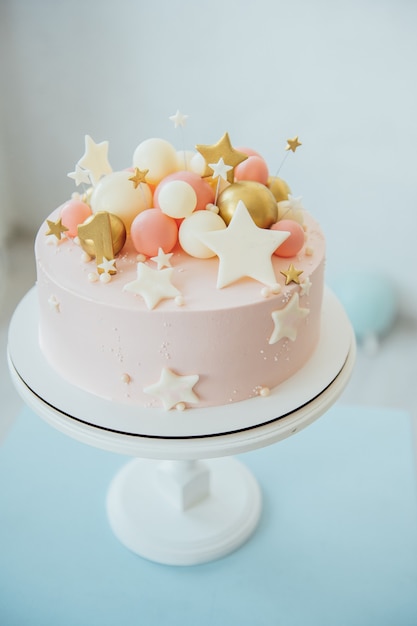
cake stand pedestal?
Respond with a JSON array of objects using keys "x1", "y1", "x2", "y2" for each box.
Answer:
[{"x1": 7, "y1": 288, "x2": 355, "y2": 565}]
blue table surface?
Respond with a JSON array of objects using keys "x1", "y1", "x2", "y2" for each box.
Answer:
[{"x1": 0, "y1": 404, "x2": 416, "y2": 626}]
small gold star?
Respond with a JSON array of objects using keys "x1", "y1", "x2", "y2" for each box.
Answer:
[
  {"x1": 196, "y1": 132, "x2": 248, "y2": 184},
  {"x1": 280, "y1": 263, "x2": 304, "y2": 285},
  {"x1": 45, "y1": 218, "x2": 68, "y2": 240},
  {"x1": 129, "y1": 167, "x2": 149, "y2": 188},
  {"x1": 285, "y1": 136, "x2": 302, "y2": 153}
]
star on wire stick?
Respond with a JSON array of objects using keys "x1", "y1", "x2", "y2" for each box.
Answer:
[
  {"x1": 196, "y1": 132, "x2": 247, "y2": 184},
  {"x1": 275, "y1": 135, "x2": 302, "y2": 176},
  {"x1": 169, "y1": 110, "x2": 189, "y2": 128},
  {"x1": 67, "y1": 164, "x2": 91, "y2": 187},
  {"x1": 129, "y1": 167, "x2": 149, "y2": 189},
  {"x1": 209, "y1": 157, "x2": 233, "y2": 204},
  {"x1": 169, "y1": 109, "x2": 189, "y2": 169},
  {"x1": 286, "y1": 136, "x2": 302, "y2": 152},
  {"x1": 77, "y1": 135, "x2": 112, "y2": 186},
  {"x1": 45, "y1": 218, "x2": 68, "y2": 240}
]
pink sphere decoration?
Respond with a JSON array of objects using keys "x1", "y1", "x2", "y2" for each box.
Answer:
[
  {"x1": 271, "y1": 220, "x2": 305, "y2": 257},
  {"x1": 60, "y1": 199, "x2": 92, "y2": 237},
  {"x1": 154, "y1": 171, "x2": 215, "y2": 213},
  {"x1": 234, "y1": 147, "x2": 269, "y2": 185},
  {"x1": 130, "y1": 208, "x2": 178, "y2": 257}
]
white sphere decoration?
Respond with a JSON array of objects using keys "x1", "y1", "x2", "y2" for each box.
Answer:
[
  {"x1": 179, "y1": 211, "x2": 226, "y2": 258},
  {"x1": 158, "y1": 180, "x2": 197, "y2": 219},
  {"x1": 90, "y1": 170, "x2": 152, "y2": 231},
  {"x1": 176, "y1": 150, "x2": 195, "y2": 170},
  {"x1": 133, "y1": 138, "x2": 178, "y2": 184},
  {"x1": 189, "y1": 152, "x2": 206, "y2": 176}
]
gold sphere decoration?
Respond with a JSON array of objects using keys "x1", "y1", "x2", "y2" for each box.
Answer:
[
  {"x1": 218, "y1": 181, "x2": 278, "y2": 228},
  {"x1": 267, "y1": 176, "x2": 291, "y2": 203},
  {"x1": 78, "y1": 211, "x2": 126, "y2": 259}
]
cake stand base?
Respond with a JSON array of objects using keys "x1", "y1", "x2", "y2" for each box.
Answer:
[{"x1": 106, "y1": 457, "x2": 261, "y2": 565}]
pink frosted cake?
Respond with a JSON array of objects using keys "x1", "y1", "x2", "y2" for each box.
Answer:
[{"x1": 35, "y1": 130, "x2": 325, "y2": 411}]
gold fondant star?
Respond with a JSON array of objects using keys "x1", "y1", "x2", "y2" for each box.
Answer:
[
  {"x1": 45, "y1": 218, "x2": 68, "y2": 240},
  {"x1": 280, "y1": 263, "x2": 303, "y2": 285},
  {"x1": 129, "y1": 167, "x2": 149, "y2": 188},
  {"x1": 196, "y1": 132, "x2": 248, "y2": 184},
  {"x1": 285, "y1": 136, "x2": 302, "y2": 152}
]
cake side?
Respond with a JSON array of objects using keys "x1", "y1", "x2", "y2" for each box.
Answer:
[{"x1": 35, "y1": 211, "x2": 325, "y2": 409}]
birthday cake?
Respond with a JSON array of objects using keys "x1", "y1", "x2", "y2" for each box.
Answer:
[{"x1": 35, "y1": 122, "x2": 325, "y2": 411}]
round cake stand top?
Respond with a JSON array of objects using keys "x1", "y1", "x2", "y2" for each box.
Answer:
[{"x1": 8, "y1": 288, "x2": 355, "y2": 460}]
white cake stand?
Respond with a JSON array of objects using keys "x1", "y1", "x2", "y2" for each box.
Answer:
[{"x1": 7, "y1": 288, "x2": 355, "y2": 566}]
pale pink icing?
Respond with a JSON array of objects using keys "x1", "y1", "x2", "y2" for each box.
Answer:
[{"x1": 35, "y1": 210, "x2": 325, "y2": 409}]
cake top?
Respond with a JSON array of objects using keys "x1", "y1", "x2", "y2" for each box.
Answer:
[{"x1": 40, "y1": 115, "x2": 320, "y2": 311}]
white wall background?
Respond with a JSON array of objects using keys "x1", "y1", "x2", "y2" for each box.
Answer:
[{"x1": 1, "y1": 0, "x2": 417, "y2": 313}]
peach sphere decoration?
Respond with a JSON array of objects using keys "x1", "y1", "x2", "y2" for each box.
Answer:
[
  {"x1": 60, "y1": 199, "x2": 92, "y2": 237},
  {"x1": 271, "y1": 219, "x2": 305, "y2": 257},
  {"x1": 234, "y1": 147, "x2": 269, "y2": 185},
  {"x1": 130, "y1": 208, "x2": 178, "y2": 257}
]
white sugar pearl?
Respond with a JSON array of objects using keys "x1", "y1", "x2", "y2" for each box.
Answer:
[{"x1": 99, "y1": 272, "x2": 111, "y2": 284}]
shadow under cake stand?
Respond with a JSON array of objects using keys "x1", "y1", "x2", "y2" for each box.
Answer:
[{"x1": 8, "y1": 288, "x2": 355, "y2": 566}]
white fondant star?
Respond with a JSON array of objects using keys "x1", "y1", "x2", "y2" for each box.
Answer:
[
  {"x1": 199, "y1": 201, "x2": 290, "y2": 288},
  {"x1": 97, "y1": 257, "x2": 116, "y2": 274},
  {"x1": 269, "y1": 292, "x2": 310, "y2": 344},
  {"x1": 67, "y1": 164, "x2": 91, "y2": 187},
  {"x1": 208, "y1": 157, "x2": 233, "y2": 181},
  {"x1": 123, "y1": 262, "x2": 181, "y2": 309},
  {"x1": 169, "y1": 110, "x2": 189, "y2": 128},
  {"x1": 299, "y1": 277, "x2": 312, "y2": 296},
  {"x1": 77, "y1": 135, "x2": 112, "y2": 186},
  {"x1": 151, "y1": 247, "x2": 173, "y2": 270},
  {"x1": 144, "y1": 367, "x2": 199, "y2": 410},
  {"x1": 48, "y1": 295, "x2": 60, "y2": 312}
]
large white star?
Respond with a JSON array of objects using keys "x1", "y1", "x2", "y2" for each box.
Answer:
[
  {"x1": 198, "y1": 201, "x2": 290, "y2": 288},
  {"x1": 269, "y1": 292, "x2": 310, "y2": 344},
  {"x1": 123, "y1": 262, "x2": 180, "y2": 309},
  {"x1": 144, "y1": 367, "x2": 199, "y2": 410},
  {"x1": 77, "y1": 135, "x2": 112, "y2": 186}
]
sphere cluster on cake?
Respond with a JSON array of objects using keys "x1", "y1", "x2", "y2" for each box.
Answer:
[{"x1": 35, "y1": 116, "x2": 325, "y2": 412}]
